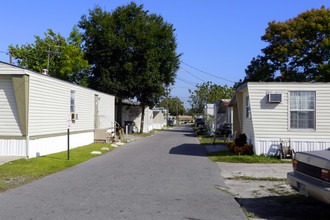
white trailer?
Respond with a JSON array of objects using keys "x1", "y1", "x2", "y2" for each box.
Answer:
[{"x1": 0, "y1": 62, "x2": 115, "y2": 158}]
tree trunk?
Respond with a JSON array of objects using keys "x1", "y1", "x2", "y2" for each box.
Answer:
[
  {"x1": 140, "y1": 104, "x2": 145, "y2": 133},
  {"x1": 116, "y1": 99, "x2": 123, "y2": 127}
]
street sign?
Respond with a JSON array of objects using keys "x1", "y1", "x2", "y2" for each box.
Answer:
[{"x1": 67, "y1": 115, "x2": 71, "y2": 129}]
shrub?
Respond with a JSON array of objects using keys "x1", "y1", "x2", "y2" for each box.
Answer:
[
  {"x1": 227, "y1": 142, "x2": 254, "y2": 155},
  {"x1": 234, "y1": 133, "x2": 247, "y2": 147}
]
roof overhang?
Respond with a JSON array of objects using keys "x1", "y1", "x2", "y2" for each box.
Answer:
[{"x1": 228, "y1": 83, "x2": 247, "y2": 107}]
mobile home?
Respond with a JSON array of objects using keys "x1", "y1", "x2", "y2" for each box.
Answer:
[
  {"x1": 0, "y1": 62, "x2": 115, "y2": 158},
  {"x1": 229, "y1": 82, "x2": 330, "y2": 155},
  {"x1": 120, "y1": 101, "x2": 153, "y2": 133},
  {"x1": 214, "y1": 99, "x2": 232, "y2": 132}
]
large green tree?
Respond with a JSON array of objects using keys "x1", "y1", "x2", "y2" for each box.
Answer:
[
  {"x1": 239, "y1": 6, "x2": 329, "y2": 85},
  {"x1": 159, "y1": 97, "x2": 186, "y2": 116},
  {"x1": 79, "y1": 3, "x2": 181, "y2": 132},
  {"x1": 188, "y1": 81, "x2": 235, "y2": 114},
  {"x1": 8, "y1": 27, "x2": 90, "y2": 86}
]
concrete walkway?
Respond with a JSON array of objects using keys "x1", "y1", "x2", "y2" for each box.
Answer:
[
  {"x1": 217, "y1": 162, "x2": 292, "y2": 179},
  {"x1": 0, "y1": 156, "x2": 25, "y2": 166}
]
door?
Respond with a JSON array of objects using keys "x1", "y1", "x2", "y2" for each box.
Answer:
[{"x1": 94, "y1": 95, "x2": 99, "y2": 129}]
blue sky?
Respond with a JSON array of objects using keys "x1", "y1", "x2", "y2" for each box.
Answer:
[{"x1": 0, "y1": 0, "x2": 327, "y2": 108}]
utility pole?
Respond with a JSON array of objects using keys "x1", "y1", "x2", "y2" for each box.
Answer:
[
  {"x1": 47, "y1": 45, "x2": 50, "y2": 73},
  {"x1": 176, "y1": 97, "x2": 178, "y2": 124}
]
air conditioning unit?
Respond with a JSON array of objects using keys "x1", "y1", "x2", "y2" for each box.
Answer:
[{"x1": 268, "y1": 93, "x2": 282, "y2": 103}]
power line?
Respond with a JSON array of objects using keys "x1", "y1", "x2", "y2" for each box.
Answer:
[
  {"x1": 176, "y1": 77, "x2": 196, "y2": 85},
  {"x1": 180, "y1": 67, "x2": 205, "y2": 82},
  {"x1": 173, "y1": 85, "x2": 194, "y2": 89},
  {"x1": 181, "y1": 61, "x2": 235, "y2": 83}
]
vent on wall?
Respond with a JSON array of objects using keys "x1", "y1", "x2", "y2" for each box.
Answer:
[
  {"x1": 71, "y1": 112, "x2": 77, "y2": 120},
  {"x1": 268, "y1": 93, "x2": 282, "y2": 103}
]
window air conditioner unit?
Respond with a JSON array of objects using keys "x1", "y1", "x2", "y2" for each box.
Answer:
[{"x1": 268, "y1": 93, "x2": 282, "y2": 103}]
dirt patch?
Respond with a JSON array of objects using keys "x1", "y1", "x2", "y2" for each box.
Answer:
[{"x1": 221, "y1": 178, "x2": 330, "y2": 219}]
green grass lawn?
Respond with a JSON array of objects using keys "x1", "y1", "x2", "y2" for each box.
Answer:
[
  {"x1": 129, "y1": 133, "x2": 152, "y2": 137},
  {"x1": 207, "y1": 150, "x2": 292, "y2": 163},
  {"x1": 198, "y1": 137, "x2": 228, "y2": 145},
  {"x1": 151, "y1": 128, "x2": 165, "y2": 132},
  {"x1": 197, "y1": 135, "x2": 290, "y2": 163},
  {"x1": 0, "y1": 143, "x2": 114, "y2": 193}
]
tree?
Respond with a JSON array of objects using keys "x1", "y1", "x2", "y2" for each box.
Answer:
[
  {"x1": 79, "y1": 3, "x2": 181, "y2": 132},
  {"x1": 8, "y1": 27, "x2": 90, "y2": 86},
  {"x1": 188, "y1": 81, "x2": 235, "y2": 114},
  {"x1": 244, "y1": 55, "x2": 277, "y2": 82},
  {"x1": 238, "y1": 6, "x2": 329, "y2": 85},
  {"x1": 159, "y1": 97, "x2": 186, "y2": 116}
]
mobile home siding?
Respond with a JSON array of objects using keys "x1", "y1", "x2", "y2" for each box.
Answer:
[
  {"x1": 249, "y1": 83, "x2": 330, "y2": 139},
  {"x1": 0, "y1": 63, "x2": 25, "y2": 74},
  {"x1": 246, "y1": 82, "x2": 330, "y2": 155},
  {"x1": 28, "y1": 73, "x2": 72, "y2": 136},
  {"x1": 0, "y1": 77, "x2": 21, "y2": 136},
  {"x1": 97, "y1": 93, "x2": 115, "y2": 129}
]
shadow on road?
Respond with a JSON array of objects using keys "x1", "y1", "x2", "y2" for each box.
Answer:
[
  {"x1": 169, "y1": 144, "x2": 206, "y2": 157},
  {"x1": 183, "y1": 133, "x2": 196, "y2": 137},
  {"x1": 165, "y1": 128, "x2": 192, "y2": 133},
  {"x1": 236, "y1": 195, "x2": 330, "y2": 219}
]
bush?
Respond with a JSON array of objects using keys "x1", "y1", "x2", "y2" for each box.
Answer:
[
  {"x1": 227, "y1": 142, "x2": 254, "y2": 155},
  {"x1": 234, "y1": 133, "x2": 247, "y2": 147}
]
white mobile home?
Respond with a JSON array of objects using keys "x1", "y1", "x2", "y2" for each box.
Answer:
[
  {"x1": 214, "y1": 99, "x2": 232, "y2": 131},
  {"x1": 152, "y1": 108, "x2": 166, "y2": 129},
  {"x1": 0, "y1": 62, "x2": 115, "y2": 158},
  {"x1": 121, "y1": 101, "x2": 153, "y2": 133},
  {"x1": 204, "y1": 104, "x2": 214, "y2": 117},
  {"x1": 229, "y1": 82, "x2": 330, "y2": 155}
]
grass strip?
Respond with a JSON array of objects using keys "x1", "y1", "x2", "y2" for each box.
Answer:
[
  {"x1": 0, "y1": 143, "x2": 114, "y2": 193},
  {"x1": 151, "y1": 128, "x2": 165, "y2": 132},
  {"x1": 225, "y1": 176, "x2": 287, "y2": 181},
  {"x1": 215, "y1": 186, "x2": 238, "y2": 197},
  {"x1": 198, "y1": 138, "x2": 228, "y2": 145},
  {"x1": 207, "y1": 150, "x2": 291, "y2": 163},
  {"x1": 129, "y1": 133, "x2": 152, "y2": 137}
]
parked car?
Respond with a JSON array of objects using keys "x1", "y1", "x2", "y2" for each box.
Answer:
[
  {"x1": 167, "y1": 120, "x2": 174, "y2": 126},
  {"x1": 194, "y1": 118, "x2": 205, "y2": 127},
  {"x1": 287, "y1": 149, "x2": 330, "y2": 204}
]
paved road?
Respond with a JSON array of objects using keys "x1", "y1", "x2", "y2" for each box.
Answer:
[{"x1": 0, "y1": 125, "x2": 246, "y2": 220}]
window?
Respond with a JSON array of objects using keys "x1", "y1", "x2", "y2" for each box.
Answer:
[
  {"x1": 246, "y1": 96, "x2": 251, "y2": 118},
  {"x1": 290, "y1": 91, "x2": 315, "y2": 129},
  {"x1": 70, "y1": 90, "x2": 75, "y2": 113}
]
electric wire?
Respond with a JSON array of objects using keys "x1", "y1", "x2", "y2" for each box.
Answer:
[
  {"x1": 181, "y1": 61, "x2": 235, "y2": 83},
  {"x1": 176, "y1": 77, "x2": 196, "y2": 85},
  {"x1": 179, "y1": 67, "x2": 205, "y2": 82}
]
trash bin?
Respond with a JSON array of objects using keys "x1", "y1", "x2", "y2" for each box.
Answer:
[{"x1": 125, "y1": 121, "x2": 134, "y2": 134}]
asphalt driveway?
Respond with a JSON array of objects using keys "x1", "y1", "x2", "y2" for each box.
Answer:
[{"x1": 0, "y1": 125, "x2": 246, "y2": 220}]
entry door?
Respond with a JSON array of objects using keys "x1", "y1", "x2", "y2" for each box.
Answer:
[{"x1": 94, "y1": 95, "x2": 99, "y2": 129}]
